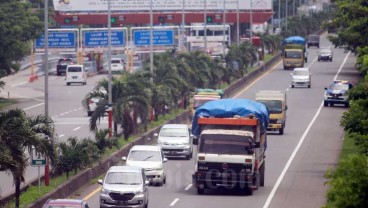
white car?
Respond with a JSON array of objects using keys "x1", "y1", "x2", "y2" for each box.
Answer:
[
  {"x1": 290, "y1": 67, "x2": 311, "y2": 88},
  {"x1": 122, "y1": 145, "x2": 167, "y2": 186},
  {"x1": 85, "y1": 88, "x2": 107, "y2": 116},
  {"x1": 110, "y1": 58, "x2": 125, "y2": 73},
  {"x1": 65, "y1": 65, "x2": 87, "y2": 86},
  {"x1": 154, "y1": 124, "x2": 193, "y2": 160}
]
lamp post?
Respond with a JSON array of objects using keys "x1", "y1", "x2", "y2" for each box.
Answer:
[
  {"x1": 285, "y1": 0, "x2": 288, "y2": 31},
  {"x1": 250, "y1": 0, "x2": 253, "y2": 46},
  {"x1": 182, "y1": 0, "x2": 185, "y2": 51},
  {"x1": 278, "y1": 0, "x2": 281, "y2": 30},
  {"x1": 236, "y1": 0, "x2": 240, "y2": 46},
  {"x1": 204, "y1": 0, "x2": 207, "y2": 53},
  {"x1": 222, "y1": 0, "x2": 226, "y2": 56},
  {"x1": 44, "y1": 0, "x2": 50, "y2": 186},
  {"x1": 107, "y1": 0, "x2": 113, "y2": 143},
  {"x1": 150, "y1": 0, "x2": 153, "y2": 82}
]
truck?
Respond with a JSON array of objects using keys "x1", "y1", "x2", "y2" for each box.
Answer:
[
  {"x1": 255, "y1": 91, "x2": 287, "y2": 135},
  {"x1": 282, "y1": 36, "x2": 308, "y2": 70},
  {"x1": 191, "y1": 98, "x2": 269, "y2": 195},
  {"x1": 189, "y1": 89, "x2": 225, "y2": 120}
]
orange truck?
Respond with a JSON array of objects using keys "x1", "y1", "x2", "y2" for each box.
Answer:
[{"x1": 191, "y1": 98, "x2": 268, "y2": 195}]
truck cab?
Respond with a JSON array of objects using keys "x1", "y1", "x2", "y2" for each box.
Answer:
[
  {"x1": 255, "y1": 91, "x2": 287, "y2": 135},
  {"x1": 282, "y1": 36, "x2": 307, "y2": 70}
]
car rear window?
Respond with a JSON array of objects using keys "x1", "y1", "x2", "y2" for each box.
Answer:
[
  {"x1": 58, "y1": 60, "x2": 73, "y2": 65},
  {"x1": 111, "y1": 59, "x2": 121, "y2": 64},
  {"x1": 308, "y1": 35, "x2": 319, "y2": 41},
  {"x1": 67, "y1": 67, "x2": 82, "y2": 72}
]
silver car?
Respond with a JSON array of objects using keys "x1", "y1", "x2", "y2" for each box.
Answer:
[
  {"x1": 155, "y1": 124, "x2": 193, "y2": 160},
  {"x1": 290, "y1": 67, "x2": 312, "y2": 88},
  {"x1": 98, "y1": 166, "x2": 149, "y2": 208}
]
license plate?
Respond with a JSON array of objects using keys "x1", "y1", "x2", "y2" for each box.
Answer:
[
  {"x1": 72, "y1": 76, "x2": 77, "y2": 79},
  {"x1": 119, "y1": 201, "x2": 128, "y2": 205}
]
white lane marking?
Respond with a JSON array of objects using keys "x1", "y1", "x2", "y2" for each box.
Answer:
[
  {"x1": 73, "y1": 127, "x2": 81, "y2": 131},
  {"x1": 11, "y1": 82, "x2": 27, "y2": 87},
  {"x1": 59, "y1": 134, "x2": 65, "y2": 138},
  {"x1": 262, "y1": 51, "x2": 351, "y2": 208},
  {"x1": 184, "y1": 184, "x2": 192, "y2": 191},
  {"x1": 170, "y1": 198, "x2": 179, "y2": 206},
  {"x1": 23, "y1": 103, "x2": 44, "y2": 111}
]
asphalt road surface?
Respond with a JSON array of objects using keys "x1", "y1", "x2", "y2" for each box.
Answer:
[
  {"x1": 71, "y1": 33, "x2": 358, "y2": 208},
  {"x1": 0, "y1": 32, "x2": 359, "y2": 208}
]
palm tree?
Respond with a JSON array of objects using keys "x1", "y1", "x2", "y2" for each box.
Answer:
[{"x1": 0, "y1": 108, "x2": 57, "y2": 208}]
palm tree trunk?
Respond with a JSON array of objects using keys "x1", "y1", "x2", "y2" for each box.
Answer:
[{"x1": 15, "y1": 178, "x2": 21, "y2": 208}]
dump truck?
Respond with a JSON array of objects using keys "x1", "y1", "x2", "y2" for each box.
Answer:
[
  {"x1": 255, "y1": 91, "x2": 287, "y2": 135},
  {"x1": 191, "y1": 98, "x2": 269, "y2": 195},
  {"x1": 282, "y1": 36, "x2": 308, "y2": 70}
]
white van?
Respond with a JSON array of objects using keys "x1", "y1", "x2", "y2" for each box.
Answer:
[{"x1": 65, "y1": 64, "x2": 87, "y2": 86}]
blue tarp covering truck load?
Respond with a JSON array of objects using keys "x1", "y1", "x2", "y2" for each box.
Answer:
[{"x1": 191, "y1": 98, "x2": 269, "y2": 195}]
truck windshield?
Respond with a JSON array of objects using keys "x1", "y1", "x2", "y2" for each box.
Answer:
[
  {"x1": 285, "y1": 51, "x2": 302, "y2": 59},
  {"x1": 258, "y1": 100, "x2": 282, "y2": 114},
  {"x1": 199, "y1": 134, "x2": 253, "y2": 155}
]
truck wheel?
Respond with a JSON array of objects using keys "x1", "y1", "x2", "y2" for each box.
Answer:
[
  {"x1": 245, "y1": 187, "x2": 253, "y2": 195},
  {"x1": 260, "y1": 161, "x2": 265, "y2": 187},
  {"x1": 197, "y1": 187, "x2": 204, "y2": 195},
  {"x1": 253, "y1": 173, "x2": 260, "y2": 190},
  {"x1": 279, "y1": 128, "x2": 284, "y2": 135},
  {"x1": 345, "y1": 103, "x2": 349, "y2": 108}
]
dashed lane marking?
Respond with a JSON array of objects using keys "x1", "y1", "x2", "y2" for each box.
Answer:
[
  {"x1": 184, "y1": 184, "x2": 192, "y2": 191},
  {"x1": 170, "y1": 198, "x2": 179, "y2": 206}
]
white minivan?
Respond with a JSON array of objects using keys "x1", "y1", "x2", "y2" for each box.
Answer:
[{"x1": 66, "y1": 64, "x2": 87, "y2": 86}]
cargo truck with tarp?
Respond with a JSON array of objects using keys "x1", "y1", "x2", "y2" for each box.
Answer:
[
  {"x1": 191, "y1": 99, "x2": 269, "y2": 195},
  {"x1": 282, "y1": 36, "x2": 308, "y2": 70}
]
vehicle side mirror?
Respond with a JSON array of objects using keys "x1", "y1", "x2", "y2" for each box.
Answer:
[
  {"x1": 193, "y1": 136, "x2": 198, "y2": 145},
  {"x1": 97, "y1": 179, "x2": 103, "y2": 185},
  {"x1": 145, "y1": 180, "x2": 150, "y2": 186},
  {"x1": 163, "y1": 158, "x2": 168, "y2": 163},
  {"x1": 253, "y1": 142, "x2": 260, "y2": 148},
  {"x1": 324, "y1": 87, "x2": 327, "y2": 90},
  {"x1": 122, "y1": 156, "x2": 127, "y2": 161},
  {"x1": 154, "y1": 133, "x2": 158, "y2": 137}
]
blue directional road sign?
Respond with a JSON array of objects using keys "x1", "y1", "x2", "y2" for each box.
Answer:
[
  {"x1": 134, "y1": 30, "x2": 174, "y2": 46},
  {"x1": 84, "y1": 31, "x2": 125, "y2": 47},
  {"x1": 35, "y1": 32, "x2": 76, "y2": 48}
]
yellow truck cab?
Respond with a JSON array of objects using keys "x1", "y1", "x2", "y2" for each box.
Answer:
[
  {"x1": 189, "y1": 89, "x2": 224, "y2": 120},
  {"x1": 255, "y1": 90, "x2": 287, "y2": 135},
  {"x1": 282, "y1": 36, "x2": 307, "y2": 70}
]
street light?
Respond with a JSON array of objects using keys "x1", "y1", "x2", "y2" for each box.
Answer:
[
  {"x1": 236, "y1": 0, "x2": 240, "y2": 46},
  {"x1": 285, "y1": 0, "x2": 288, "y2": 31},
  {"x1": 222, "y1": 0, "x2": 226, "y2": 56},
  {"x1": 204, "y1": 0, "x2": 207, "y2": 53},
  {"x1": 182, "y1": 0, "x2": 185, "y2": 51},
  {"x1": 150, "y1": 0, "x2": 153, "y2": 82},
  {"x1": 44, "y1": 0, "x2": 50, "y2": 186},
  {"x1": 278, "y1": 0, "x2": 281, "y2": 30},
  {"x1": 250, "y1": 0, "x2": 253, "y2": 46},
  {"x1": 107, "y1": 0, "x2": 113, "y2": 144}
]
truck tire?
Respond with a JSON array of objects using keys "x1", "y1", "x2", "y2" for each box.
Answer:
[
  {"x1": 253, "y1": 172, "x2": 260, "y2": 190},
  {"x1": 279, "y1": 128, "x2": 284, "y2": 135},
  {"x1": 197, "y1": 187, "x2": 204, "y2": 195},
  {"x1": 260, "y1": 161, "x2": 265, "y2": 187}
]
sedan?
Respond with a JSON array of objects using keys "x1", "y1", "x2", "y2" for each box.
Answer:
[
  {"x1": 290, "y1": 67, "x2": 312, "y2": 88},
  {"x1": 318, "y1": 48, "x2": 333, "y2": 62}
]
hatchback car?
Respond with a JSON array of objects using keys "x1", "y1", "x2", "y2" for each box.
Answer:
[
  {"x1": 324, "y1": 80, "x2": 353, "y2": 107},
  {"x1": 290, "y1": 67, "x2": 312, "y2": 88},
  {"x1": 154, "y1": 124, "x2": 193, "y2": 160},
  {"x1": 318, "y1": 48, "x2": 333, "y2": 62},
  {"x1": 98, "y1": 166, "x2": 149, "y2": 208},
  {"x1": 122, "y1": 145, "x2": 167, "y2": 186},
  {"x1": 42, "y1": 199, "x2": 90, "y2": 208}
]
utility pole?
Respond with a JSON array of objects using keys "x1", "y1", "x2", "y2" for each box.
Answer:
[
  {"x1": 182, "y1": 0, "x2": 185, "y2": 51},
  {"x1": 44, "y1": 0, "x2": 50, "y2": 186},
  {"x1": 222, "y1": 0, "x2": 226, "y2": 56},
  {"x1": 250, "y1": 0, "x2": 253, "y2": 45},
  {"x1": 236, "y1": 0, "x2": 240, "y2": 46},
  {"x1": 150, "y1": 0, "x2": 153, "y2": 82},
  {"x1": 286, "y1": 0, "x2": 288, "y2": 31},
  {"x1": 204, "y1": 0, "x2": 207, "y2": 53}
]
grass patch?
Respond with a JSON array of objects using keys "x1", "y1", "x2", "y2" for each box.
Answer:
[
  {"x1": 0, "y1": 97, "x2": 16, "y2": 110},
  {"x1": 339, "y1": 133, "x2": 359, "y2": 161}
]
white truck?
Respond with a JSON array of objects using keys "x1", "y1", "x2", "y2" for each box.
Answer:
[
  {"x1": 255, "y1": 91, "x2": 287, "y2": 135},
  {"x1": 191, "y1": 99, "x2": 269, "y2": 195}
]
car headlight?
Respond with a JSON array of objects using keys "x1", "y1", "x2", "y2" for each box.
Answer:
[{"x1": 101, "y1": 187, "x2": 111, "y2": 194}]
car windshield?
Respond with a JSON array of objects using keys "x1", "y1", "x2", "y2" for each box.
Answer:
[
  {"x1": 320, "y1": 49, "x2": 331, "y2": 54},
  {"x1": 128, "y1": 150, "x2": 161, "y2": 161},
  {"x1": 329, "y1": 84, "x2": 349, "y2": 91},
  {"x1": 134, "y1": 62, "x2": 142, "y2": 67},
  {"x1": 285, "y1": 51, "x2": 302, "y2": 59},
  {"x1": 67, "y1": 67, "x2": 82, "y2": 72},
  {"x1": 105, "y1": 172, "x2": 142, "y2": 185},
  {"x1": 258, "y1": 100, "x2": 282, "y2": 114},
  {"x1": 293, "y1": 70, "x2": 309, "y2": 76},
  {"x1": 199, "y1": 134, "x2": 253, "y2": 155},
  {"x1": 160, "y1": 128, "x2": 188, "y2": 137},
  {"x1": 111, "y1": 59, "x2": 121, "y2": 64}
]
